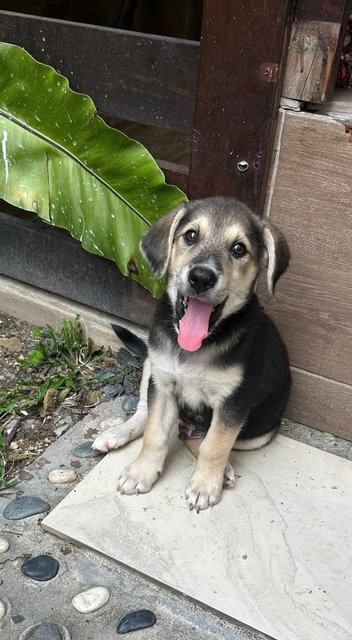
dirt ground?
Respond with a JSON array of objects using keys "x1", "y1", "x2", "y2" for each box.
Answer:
[{"x1": 0, "y1": 312, "x2": 142, "y2": 483}]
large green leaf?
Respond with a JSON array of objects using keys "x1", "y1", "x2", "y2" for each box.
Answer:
[{"x1": 0, "y1": 42, "x2": 187, "y2": 297}]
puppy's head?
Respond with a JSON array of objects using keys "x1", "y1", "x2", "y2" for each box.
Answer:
[{"x1": 141, "y1": 197, "x2": 289, "y2": 351}]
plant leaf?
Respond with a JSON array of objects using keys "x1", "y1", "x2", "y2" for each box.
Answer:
[{"x1": 0, "y1": 42, "x2": 188, "y2": 297}]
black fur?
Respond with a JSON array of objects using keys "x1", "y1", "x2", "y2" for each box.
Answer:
[
  {"x1": 111, "y1": 324, "x2": 148, "y2": 359},
  {"x1": 149, "y1": 292, "x2": 290, "y2": 442}
]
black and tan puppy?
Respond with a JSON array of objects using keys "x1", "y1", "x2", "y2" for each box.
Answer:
[{"x1": 93, "y1": 197, "x2": 291, "y2": 511}]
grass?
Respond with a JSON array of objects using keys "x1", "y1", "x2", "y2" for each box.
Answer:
[{"x1": 0, "y1": 315, "x2": 108, "y2": 490}]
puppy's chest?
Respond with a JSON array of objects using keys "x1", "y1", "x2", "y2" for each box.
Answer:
[{"x1": 150, "y1": 348, "x2": 242, "y2": 408}]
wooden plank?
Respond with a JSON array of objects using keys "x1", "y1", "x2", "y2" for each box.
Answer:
[
  {"x1": 260, "y1": 110, "x2": 352, "y2": 386},
  {"x1": 286, "y1": 368, "x2": 352, "y2": 441},
  {"x1": 0, "y1": 210, "x2": 156, "y2": 326},
  {"x1": 282, "y1": 0, "x2": 351, "y2": 103},
  {"x1": 309, "y1": 87, "x2": 352, "y2": 117},
  {"x1": 158, "y1": 160, "x2": 189, "y2": 193},
  {"x1": 0, "y1": 10, "x2": 199, "y2": 133},
  {"x1": 188, "y1": 0, "x2": 294, "y2": 213}
]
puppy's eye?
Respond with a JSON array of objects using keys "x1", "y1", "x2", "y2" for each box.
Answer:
[
  {"x1": 231, "y1": 242, "x2": 247, "y2": 258},
  {"x1": 184, "y1": 229, "x2": 198, "y2": 245}
]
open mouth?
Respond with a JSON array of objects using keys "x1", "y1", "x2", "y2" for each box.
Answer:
[{"x1": 176, "y1": 295, "x2": 227, "y2": 352}]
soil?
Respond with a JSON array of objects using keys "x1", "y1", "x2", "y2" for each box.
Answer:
[{"x1": 0, "y1": 312, "x2": 142, "y2": 483}]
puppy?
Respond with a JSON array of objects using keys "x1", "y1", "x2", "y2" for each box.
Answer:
[{"x1": 93, "y1": 197, "x2": 291, "y2": 512}]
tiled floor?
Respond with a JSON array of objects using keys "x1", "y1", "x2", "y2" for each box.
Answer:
[{"x1": 42, "y1": 434, "x2": 352, "y2": 640}]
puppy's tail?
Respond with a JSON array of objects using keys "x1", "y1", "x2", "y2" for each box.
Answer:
[{"x1": 111, "y1": 324, "x2": 148, "y2": 360}]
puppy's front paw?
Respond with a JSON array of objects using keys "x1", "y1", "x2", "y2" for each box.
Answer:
[
  {"x1": 185, "y1": 473, "x2": 224, "y2": 512},
  {"x1": 117, "y1": 458, "x2": 161, "y2": 495},
  {"x1": 92, "y1": 417, "x2": 128, "y2": 452}
]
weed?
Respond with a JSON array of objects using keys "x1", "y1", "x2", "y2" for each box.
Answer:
[{"x1": 0, "y1": 315, "x2": 107, "y2": 489}]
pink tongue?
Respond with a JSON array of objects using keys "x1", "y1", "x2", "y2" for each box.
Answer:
[{"x1": 178, "y1": 298, "x2": 213, "y2": 352}]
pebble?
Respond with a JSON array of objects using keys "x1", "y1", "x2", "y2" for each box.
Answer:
[
  {"x1": 0, "y1": 537, "x2": 10, "y2": 553},
  {"x1": 117, "y1": 609, "x2": 157, "y2": 634},
  {"x1": 27, "y1": 623, "x2": 63, "y2": 640},
  {"x1": 0, "y1": 601, "x2": 6, "y2": 619},
  {"x1": 85, "y1": 389, "x2": 101, "y2": 407},
  {"x1": 48, "y1": 468, "x2": 77, "y2": 484},
  {"x1": 116, "y1": 348, "x2": 141, "y2": 367},
  {"x1": 95, "y1": 368, "x2": 123, "y2": 384},
  {"x1": 71, "y1": 586, "x2": 110, "y2": 613},
  {"x1": 72, "y1": 441, "x2": 102, "y2": 458},
  {"x1": 3, "y1": 496, "x2": 50, "y2": 520},
  {"x1": 21, "y1": 554, "x2": 59, "y2": 581},
  {"x1": 121, "y1": 395, "x2": 139, "y2": 414},
  {"x1": 101, "y1": 384, "x2": 124, "y2": 402},
  {"x1": 0, "y1": 336, "x2": 21, "y2": 352}
]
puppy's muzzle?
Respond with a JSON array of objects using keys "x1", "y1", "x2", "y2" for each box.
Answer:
[{"x1": 188, "y1": 266, "x2": 218, "y2": 295}]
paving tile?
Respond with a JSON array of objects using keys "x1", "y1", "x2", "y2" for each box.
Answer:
[{"x1": 42, "y1": 435, "x2": 352, "y2": 640}]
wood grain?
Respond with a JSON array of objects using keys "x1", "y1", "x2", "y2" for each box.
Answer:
[
  {"x1": 282, "y1": 0, "x2": 350, "y2": 103},
  {"x1": 188, "y1": 0, "x2": 294, "y2": 213},
  {"x1": 287, "y1": 368, "x2": 352, "y2": 440},
  {"x1": 261, "y1": 105, "x2": 352, "y2": 434},
  {"x1": 0, "y1": 10, "x2": 199, "y2": 133},
  {"x1": 261, "y1": 110, "x2": 352, "y2": 390}
]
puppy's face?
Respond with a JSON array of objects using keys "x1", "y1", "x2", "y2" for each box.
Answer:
[{"x1": 141, "y1": 197, "x2": 289, "y2": 352}]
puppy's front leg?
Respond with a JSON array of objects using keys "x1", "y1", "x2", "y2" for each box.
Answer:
[
  {"x1": 185, "y1": 414, "x2": 241, "y2": 512},
  {"x1": 117, "y1": 387, "x2": 178, "y2": 495}
]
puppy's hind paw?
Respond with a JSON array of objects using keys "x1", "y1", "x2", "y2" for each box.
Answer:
[
  {"x1": 92, "y1": 418, "x2": 128, "y2": 453},
  {"x1": 223, "y1": 461, "x2": 236, "y2": 489}
]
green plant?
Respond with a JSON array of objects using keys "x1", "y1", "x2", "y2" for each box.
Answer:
[
  {"x1": 0, "y1": 315, "x2": 105, "y2": 429},
  {"x1": 0, "y1": 42, "x2": 187, "y2": 297},
  {"x1": 0, "y1": 432, "x2": 14, "y2": 490},
  {"x1": 0, "y1": 315, "x2": 111, "y2": 489}
]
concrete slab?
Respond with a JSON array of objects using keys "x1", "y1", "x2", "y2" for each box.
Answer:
[
  {"x1": 0, "y1": 399, "x2": 266, "y2": 640},
  {"x1": 42, "y1": 434, "x2": 352, "y2": 640},
  {"x1": 0, "y1": 274, "x2": 148, "y2": 349}
]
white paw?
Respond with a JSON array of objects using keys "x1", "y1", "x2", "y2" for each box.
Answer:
[
  {"x1": 185, "y1": 474, "x2": 223, "y2": 512},
  {"x1": 117, "y1": 458, "x2": 161, "y2": 495},
  {"x1": 92, "y1": 417, "x2": 128, "y2": 452},
  {"x1": 223, "y1": 461, "x2": 236, "y2": 488}
]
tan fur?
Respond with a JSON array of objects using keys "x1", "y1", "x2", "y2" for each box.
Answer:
[
  {"x1": 185, "y1": 419, "x2": 241, "y2": 511},
  {"x1": 94, "y1": 198, "x2": 290, "y2": 512},
  {"x1": 117, "y1": 387, "x2": 178, "y2": 495}
]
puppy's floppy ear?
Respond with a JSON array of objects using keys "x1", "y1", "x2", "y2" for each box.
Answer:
[
  {"x1": 140, "y1": 204, "x2": 187, "y2": 278},
  {"x1": 262, "y1": 220, "x2": 290, "y2": 294}
]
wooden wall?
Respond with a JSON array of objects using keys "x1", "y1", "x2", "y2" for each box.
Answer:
[{"x1": 261, "y1": 109, "x2": 352, "y2": 440}]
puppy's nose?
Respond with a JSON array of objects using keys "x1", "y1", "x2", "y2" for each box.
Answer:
[{"x1": 188, "y1": 266, "x2": 217, "y2": 294}]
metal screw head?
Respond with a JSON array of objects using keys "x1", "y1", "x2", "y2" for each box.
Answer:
[{"x1": 236, "y1": 160, "x2": 249, "y2": 172}]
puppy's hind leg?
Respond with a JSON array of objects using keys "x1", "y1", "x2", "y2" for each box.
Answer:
[{"x1": 92, "y1": 358, "x2": 150, "y2": 453}]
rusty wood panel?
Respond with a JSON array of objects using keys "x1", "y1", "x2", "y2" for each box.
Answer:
[
  {"x1": 286, "y1": 368, "x2": 352, "y2": 440},
  {"x1": 0, "y1": 210, "x2": 156, "y2": 326},
  {"x1": 260, "y1": 110, "x2": 352, "y2": 386},
  {"x1": 188, "y1": 0, "x2": 294, "y2": 213},
  {"x1": 282, "y1": 0, "x2": 351, "y2": 103},
  {"x1": 0, "y1": 10, "x2": 199, "y2": 133}
]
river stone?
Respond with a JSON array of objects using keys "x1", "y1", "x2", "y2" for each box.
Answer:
[
  {"x1": 3, "y1": 496, "x2": 50, "y2": 520},
  {"x1": 117, "y1": 609, "x2": 157, "y2": 634},
  {"x1": 0, "y1": 537, "x2": 10, "y2": 553},
  {"x1": 101, "y1": 384, "x2": 124, "y2": 402},
  {"x1": 0, "y1": 601, "x2": 6, "y2": 619},
  {"x1": 116, "y1": 348, "x2": 141, "y2": 367},
  {"x1": 71, "y1": 586, "x2": 110, "y2": 613},
  {"x1": 21, "y1": 555, "x2": 59, "y2": 581},
  {"x1": 72, "y1": 441, "x2": 103, "y2": 459},
  {"x1": 27, "y1": 623, "x2": 63, "y2": 640},
  {"x1": 48, "y1": 468, "x2": 77, "y2": 484},
  {"x1": 121, "y1": 395, "x2": 139, "y2": 414}
]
